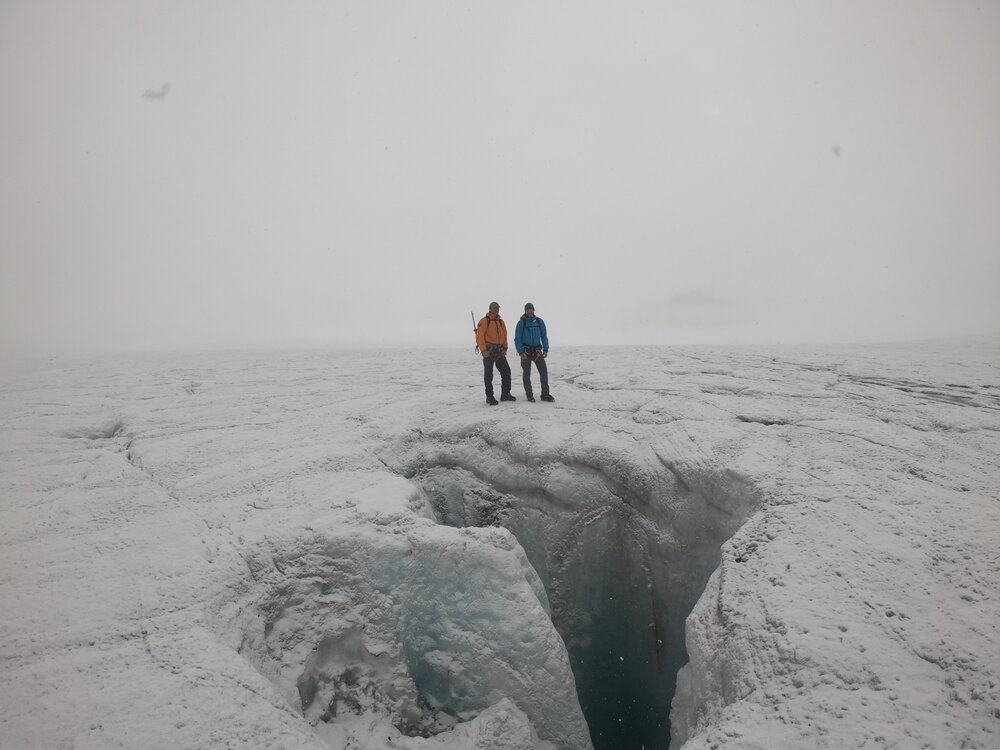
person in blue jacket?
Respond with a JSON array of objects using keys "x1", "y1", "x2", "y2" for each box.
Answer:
[{"x1": 515, "y1": 302, "x2": 554, "y2": 402}]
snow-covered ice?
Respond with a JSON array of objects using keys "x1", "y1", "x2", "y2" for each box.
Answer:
[{"x1": 1, "y1": 342, "x2": 999, "y2": 749}]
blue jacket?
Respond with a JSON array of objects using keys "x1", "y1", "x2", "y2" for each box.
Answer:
[{"x1": 515, "y1": 315, "x2": 548, "y2": 354}]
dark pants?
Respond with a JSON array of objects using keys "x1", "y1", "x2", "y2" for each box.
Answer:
[
  {"x1": 521, "y1": 348, "x2": 549, "y2": 396},
  {"x1": 483, "y1": 350, "x2": 512, "y2": 398}
]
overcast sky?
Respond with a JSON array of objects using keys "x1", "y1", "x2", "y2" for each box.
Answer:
[{"x1": 2, "y1": 1, "x2": 998, "y2": 356}]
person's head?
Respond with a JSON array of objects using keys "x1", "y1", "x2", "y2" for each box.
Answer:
[
  {"x1": 524, "y1": 302, "x2": 535, "y2": 317},
  {"x1": 489, "y1": 301, "x2": 500, "y2": 315}
]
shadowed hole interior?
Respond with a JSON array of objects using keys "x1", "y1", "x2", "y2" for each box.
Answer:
[{"x1": 408, "y1": 445, "x2": 760, "y2": 750}]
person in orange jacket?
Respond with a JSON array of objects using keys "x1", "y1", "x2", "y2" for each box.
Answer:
[{"x1": 476, "y1": 301, "x2": 515, "y2": 406}]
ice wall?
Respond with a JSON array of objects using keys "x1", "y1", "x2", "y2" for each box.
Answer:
[{"x1": 208, "y1": 500, "x2": 591, "y2": 750}]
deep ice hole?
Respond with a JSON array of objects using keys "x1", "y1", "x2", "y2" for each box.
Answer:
[
  {"x1": 404, "y1": 428, "x2": 762, "y2": 750},
  {"x1": 209, "y1": 426, "x2": 761, "y2": 750}
]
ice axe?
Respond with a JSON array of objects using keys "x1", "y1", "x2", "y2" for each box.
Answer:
[{"x1": 471, "y1": 311, "x2": 478, "y2": 354}]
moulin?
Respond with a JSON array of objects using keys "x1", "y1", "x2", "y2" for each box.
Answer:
[{"x1": 402, "y1": 425, "x2": 761, "y2": 750}]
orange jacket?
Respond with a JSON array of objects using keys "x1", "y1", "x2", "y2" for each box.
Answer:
[{"x1": 476, "y1": 312, "x2": 508, "y2": 353}]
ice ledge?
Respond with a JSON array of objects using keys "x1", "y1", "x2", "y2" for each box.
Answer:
[
  {"x1": 209, "y1": 516, "x2": 591, "y2": 750},
  {"x1": 672, "y1": 483, "x2": 1000, "y2": 749}
]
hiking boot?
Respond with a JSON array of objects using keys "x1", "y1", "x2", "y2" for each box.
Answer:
[
  {"x1": 525, "y1": 394, "x2": 536, "y2": 402},
  {"x1": 540, "y1": 394, "x2": 555, "y2": 402},
  {"x1": 486, "y1": 396, "x2": 499, "y2": 406},
  {"x1": 500, "y1": 393, "x2": 516, "y2": 402}
]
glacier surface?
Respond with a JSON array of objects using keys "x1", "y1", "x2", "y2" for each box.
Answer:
[{"x1": 1, "y1": 342, "x2": 999, "y2": 749}]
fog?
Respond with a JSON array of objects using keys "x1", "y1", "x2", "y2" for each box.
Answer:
[{"x1": 2, "y1": 1, "x2": 998, "y2": 356}]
